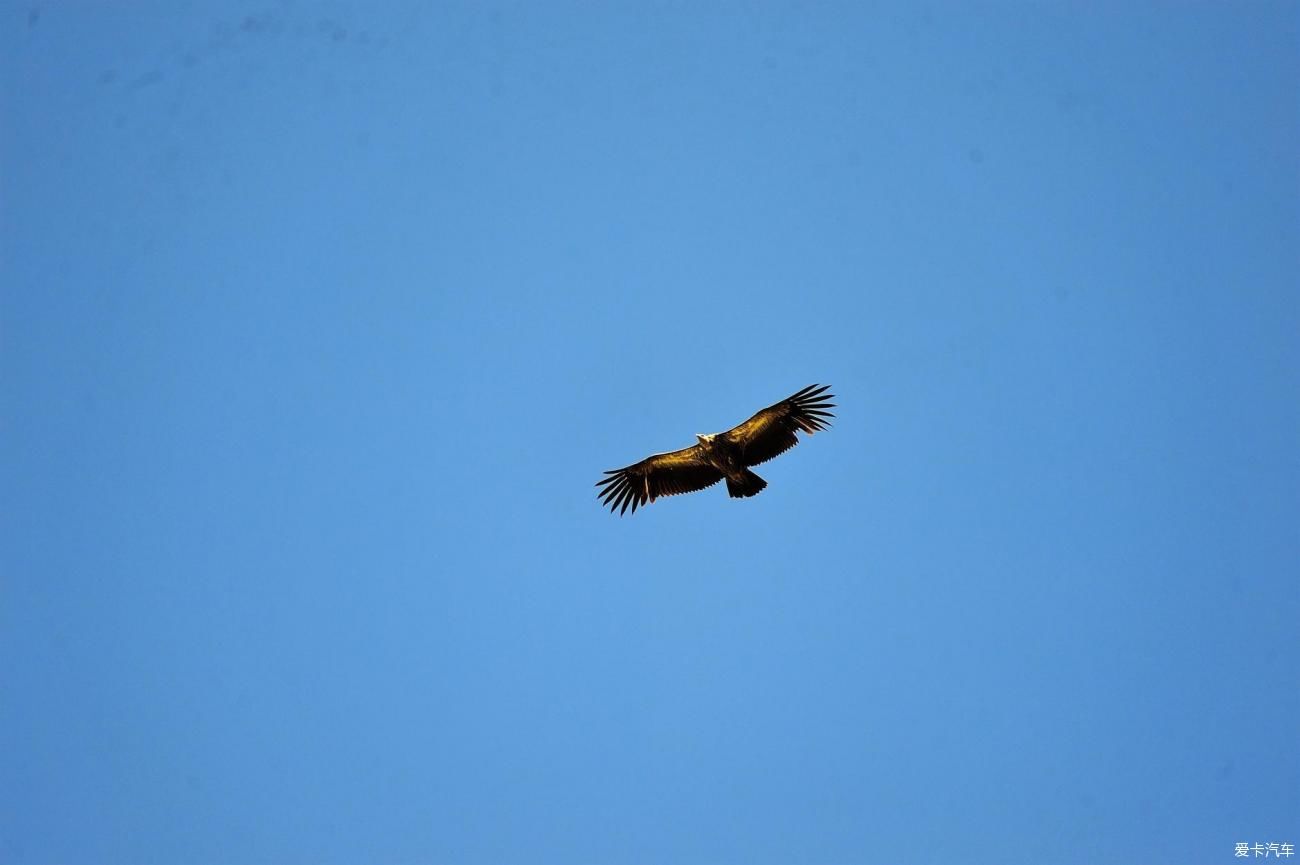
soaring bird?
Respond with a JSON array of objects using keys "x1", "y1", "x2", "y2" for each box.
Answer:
[{"x1": 596, "y1": 384, "x2": 835, "y2": 515}]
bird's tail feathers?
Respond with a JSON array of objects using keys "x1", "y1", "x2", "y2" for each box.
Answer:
[{"x1": 726, "y1": 470, "x2": 767, "y2": 499}]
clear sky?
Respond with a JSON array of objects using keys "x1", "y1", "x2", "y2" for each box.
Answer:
[{"x1": 3, "y1": 3, "x2": 1297, "y2": 864}]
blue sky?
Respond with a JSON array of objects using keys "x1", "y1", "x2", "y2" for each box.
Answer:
[{"x1": 3, "y1": 3, "x2": 1297, "y2": 863}]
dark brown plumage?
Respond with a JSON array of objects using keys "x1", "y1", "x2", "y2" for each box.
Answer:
[{"x1": 596, "y1": 384, "x2": 835, "y2": 515}]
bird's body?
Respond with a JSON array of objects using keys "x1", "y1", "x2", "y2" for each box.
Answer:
[
  {"x1": 596, "y1": 384, "x2": 835, "y2": 515},
  {"x1": 692, "y1": 433, "x2": 768, "y2": 499}
]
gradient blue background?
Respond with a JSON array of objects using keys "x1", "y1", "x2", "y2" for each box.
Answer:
[{"x1": 3, "y1": 3, "x2": 1297, "y2": 863}]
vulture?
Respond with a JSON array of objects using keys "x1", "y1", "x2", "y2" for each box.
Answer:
[{"x1": 596, "y1": 384, "x2": 835, "y2": 515}]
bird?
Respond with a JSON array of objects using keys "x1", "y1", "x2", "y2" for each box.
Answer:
[{"x1": 596, "y1": 384, "x2": 835, "y2": 515}]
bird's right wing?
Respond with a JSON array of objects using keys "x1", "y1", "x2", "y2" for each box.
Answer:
[
  {"x1": 596, "y1": 445, "x2": 724, "y2": 515},
  {"x1": 720, "y1": 384, "x2": 835, "y2": 466}
]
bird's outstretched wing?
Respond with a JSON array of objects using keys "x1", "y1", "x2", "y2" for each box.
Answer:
[
  {"x1": 596, "y1": 445, "x2": 724, "y2": 515},
  {"x1": 721, "y1": 384, "x2": 836, "y2": 467}
]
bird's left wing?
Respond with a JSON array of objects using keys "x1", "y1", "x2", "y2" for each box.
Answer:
[
  {"x1": 721, "y1": 384, "x2": 835, "y2": 467},
  {"x1": 596, "y1": 445, "x2": 724, "y2": 515}
]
